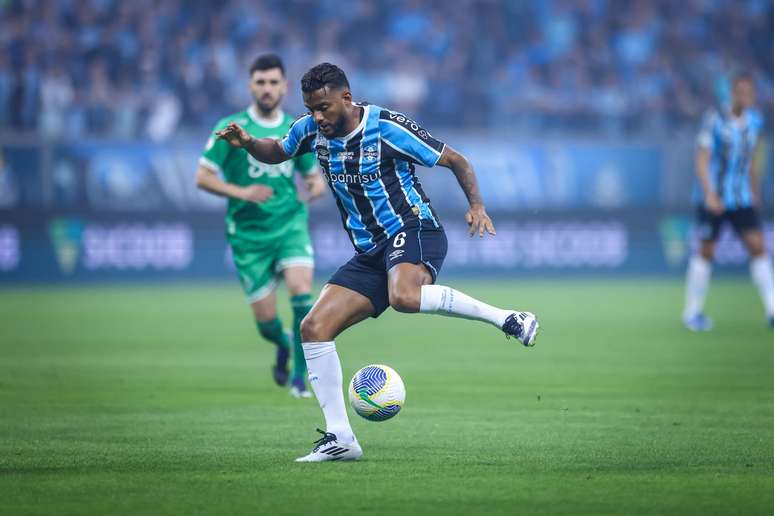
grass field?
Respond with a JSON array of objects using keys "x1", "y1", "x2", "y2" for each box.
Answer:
[{"x1": 1, "y1": 279, "x2": 774, "y2": 515}]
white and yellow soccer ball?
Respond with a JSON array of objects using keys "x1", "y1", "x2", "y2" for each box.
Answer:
[{"x1": 348, "y1": 364, "x2": 406, "y2": 421}]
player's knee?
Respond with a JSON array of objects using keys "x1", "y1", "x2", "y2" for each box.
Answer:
[
  {"x1": 388, "y1": 286, "x2": 420, "y2": 313},
  {"x1": 745, "y1": 235, "x2": 766, "y2": 257},
  {"x1": 287, "y1": 282, "x2": 312, "y2": 297},
  {"x1": 300, "y1": 313, "x2": 328, "y2": 342},
  {"x1": 250, "y1": 304, "x2": 276, "y2": 322},
  {"x1": 749, "y1": 244, "x2": 766, "y2": 257},
  {"x1": 699, "y1": 243, "x2": 715, "y2": 261}
]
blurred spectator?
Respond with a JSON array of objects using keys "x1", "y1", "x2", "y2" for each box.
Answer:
[
  {"x1": 0, "y1": 149, "x2": 19, "y2": 208},
  {"x1": 0, "y1": 0, "x2": 772, "y2": 138},
  {"x1": 0, "y1": 54, "x2": 14, "y2": 128},
  {"x1": 39, "y1": 63, "x2": 74, "y2": 138}
]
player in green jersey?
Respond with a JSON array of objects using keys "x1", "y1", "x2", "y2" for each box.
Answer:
[{"x1": 195, "y1": 54, "x2": 326, "y2": 398}]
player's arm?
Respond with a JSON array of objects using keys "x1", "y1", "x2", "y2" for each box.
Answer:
[
  {"x1": 696, "y1": 111, "x2": 723, "y2": 214},
  {"x1": 750, "y1": 141, "x2": 763, "y2": 206},
  {"x1": 695, "y1": 146, "x2": 722, "y2": 213},
  {"x1": 436, "y1": 146, "x2": 495, "y2": 237},
  {"x1": 195, "y1": 165, "x2": 273, "y2": 203},
  {"x1": 379, "y1": 111, "x2": 494, "y2": 237},
  {"x1": 216, "y1": 122, "x2": 290, "y2": 164}
]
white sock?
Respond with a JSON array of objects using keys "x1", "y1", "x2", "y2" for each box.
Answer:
[
  {"x1": 302, "y1": 341, "x2": 355, "y2": 442},
  {"x1": 683, "y1": 255, "x2": 712, "y2": 319},
  {"x1": 750, "y1": 255, "x2": 774, "y2": 317},
  {"x1": 419, "y1": 284, "x2": 511, "y2": 328}
]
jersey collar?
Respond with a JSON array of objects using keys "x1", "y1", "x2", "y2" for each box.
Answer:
[
  {"x1": 247, "y1": 105, "x2": 285, "y2": 128},
  {"x1": 337, "y1": 104, "x2": 369, "y2": 142}
]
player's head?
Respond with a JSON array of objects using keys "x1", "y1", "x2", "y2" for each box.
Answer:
[
  {"x1": 249, "y1": 54, "x2": 288, "y2": 114},
  {"x1": 731, "y1": 72, "x2": 755, "y2": 111},
  {"x1": 301, "y1": 62, "x2": 352, "y2": 138}
]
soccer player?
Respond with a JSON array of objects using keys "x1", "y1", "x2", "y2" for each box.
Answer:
[
  {"x1": 196, "y1": 54, "x2": 326, "y2": 398},
  {"x1": 216, "y1": 63, "x2": 539, "y2": 462},
  {"x1": 683, "y1": 72, "x2": 774, "y2": 331}
]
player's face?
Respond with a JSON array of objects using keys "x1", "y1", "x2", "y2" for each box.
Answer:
[
  {"x1": 732, "y1": 79, "x2": 755, "y2": 110},
  {"x1": 303, "y1": 87, "x2": 352, "y2": 138},
  {"x1": 249, "y1": 68, "x2": 287, "y2": 113}
]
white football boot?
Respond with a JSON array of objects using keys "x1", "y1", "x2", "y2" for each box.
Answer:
[
  {"x1": 295, "y1": 429, "x2": 362, "y2": 462},
  {"x1": 502, "y1": 312, "x2": 539, "y2": 347}
]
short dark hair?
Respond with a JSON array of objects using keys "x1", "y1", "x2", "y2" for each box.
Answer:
[
  {"x1": 301, "y1": 63, "x2": 350, "y2": 93},
  {"x1": 249, "y1": 54, "x2": 285, "y2": 76},
  {"x1": 732, "y1": 71, "x2": 754, "y2": 86}
]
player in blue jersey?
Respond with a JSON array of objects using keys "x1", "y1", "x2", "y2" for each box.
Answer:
[
  {"x1": 683, "y1": 72, "x2": 774, "y2": 331},
  {"x1": 217, "y1": 62, "x2": 540, "y2": 462}
]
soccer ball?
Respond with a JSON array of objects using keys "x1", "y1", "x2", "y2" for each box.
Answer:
[{"x1": 348, "y1": 364, "x2": 406, "y2": 421}]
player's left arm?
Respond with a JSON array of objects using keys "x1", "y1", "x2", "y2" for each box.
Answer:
[
  {"x1": 436, "y1": 146, "x2": 496, "y2": 238},
  {"x1": 750, "y1": 141, "x2": 763, "y2": 206},
  {"x1": 380, "y1": 111, "x2": 495, "y2": 237}
]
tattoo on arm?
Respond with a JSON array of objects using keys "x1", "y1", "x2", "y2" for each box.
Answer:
[{"x1": 441, "y1": 147, "x2": 484, "y2": 206}]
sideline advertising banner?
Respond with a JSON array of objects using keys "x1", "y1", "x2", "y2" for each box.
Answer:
[{"x1": 2, "y1": 210, "x2": 772, "y2": 284}]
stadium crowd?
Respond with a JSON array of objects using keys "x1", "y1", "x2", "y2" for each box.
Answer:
[{"x1": 1, "y1": 0, "x2": 772, "y2": 140}]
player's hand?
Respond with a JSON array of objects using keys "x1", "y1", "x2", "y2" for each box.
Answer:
[
  {"x1": 216, "y1": 122, "x2": 252, "y2": 148},
  {"x1": 240, "y1": 184, "x2": 273, "y2": 203},
  {"x1": 704, "y1": 192, "x2": 724, "y2": 215},
  {"x1": 465, "y1": 203, "x2": 496, "y2": 238},
  {"x1": 304, "y1": 173, "x2": 327, "y2": 200}
]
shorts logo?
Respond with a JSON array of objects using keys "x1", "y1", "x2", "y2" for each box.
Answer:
[
  {"x1": 363, "y1": 145, "x2": 378, "y2": 161},
  {"x1": 388, "y1": 249, "x2": 405, "y2": 261}
]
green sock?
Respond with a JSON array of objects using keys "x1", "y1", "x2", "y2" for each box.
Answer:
[
  {"x1": 256, "y1": 318, "x2": 289, "y2": 349},
  {"x1": 290, "y1": 294, "x2": 314, "y2": 382}
]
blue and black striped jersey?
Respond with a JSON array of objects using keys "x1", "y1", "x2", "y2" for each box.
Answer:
[
  {"x1": 281, "y1": 103, "x2": 445, "y2": 253},
  {"x1": 695, "y1": 107, "x2": 764, "y2": 209}
]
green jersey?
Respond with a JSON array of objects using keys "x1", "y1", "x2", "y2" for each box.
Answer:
[{"x1": 199, "y1": 106, "x2": 316, "y2": 242}]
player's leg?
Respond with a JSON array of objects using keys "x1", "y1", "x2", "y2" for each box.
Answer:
[
  {"x1": 276, "y1": 216, "x2": 317, "y2": 397},
  {"x1": 735, "y1": 209, "x2": 774, "y2": 325},
  {"x1": 282, "y1": 265, "x2": 315, "y2": 398},
  {"x1": 231, "y1": 237, "x2": 291, "y2": 385},
  {"x1": 249, "y1": 288, "x2": 293, "y2": 386},
  {"x1": 297, "y1": 254, "x2": 388, "y2": 462},
  {"x1": 295, "y1": 284, "x2": 374, "y2": 462},
  {"x1": 386, "y1": 225, "x2": 539, "y2": 346},
  {"x1": 683, "y1": 207, "x2": 719, "y2": 331}
]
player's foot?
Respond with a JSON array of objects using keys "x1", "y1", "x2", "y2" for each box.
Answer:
[
  {"x1": 289, "y1": 377, "x2": 312, "y2": 399},
  {"x1": 683, "y1": 313, "x2": 713, "y2": 332},
  {"x1": 502, "y1": 312, "x2": 539, "y2": 347},
  {"x1": 768, "y1": 316, "x2": 774, "y2": 329},
  {"x1": 295, "y1": 429, "x2": 362, "y2": 462},
  {"x1": 272, "y1": 345, "x2": 290, "y2": 387}
]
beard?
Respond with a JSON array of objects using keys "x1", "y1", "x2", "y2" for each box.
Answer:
[{"x1": 255, "y1": 95, "x2": 280, "y2": 115}]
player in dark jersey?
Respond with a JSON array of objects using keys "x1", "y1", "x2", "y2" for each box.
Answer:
[
  {"x1": 683, "y1": 72, "x2": 774, "y2": 331},
  {"x1": 217, "y1": 63, "x2": 540, "y2": 462}
]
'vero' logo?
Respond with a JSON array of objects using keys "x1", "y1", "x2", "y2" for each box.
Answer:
[{"x1": 389, "y1": 113, "x2": 422, "y2": 133}]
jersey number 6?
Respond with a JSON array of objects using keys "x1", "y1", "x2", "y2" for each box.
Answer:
[{"x1": 393, "y1": 232, "x2": 406, "y2": 248}]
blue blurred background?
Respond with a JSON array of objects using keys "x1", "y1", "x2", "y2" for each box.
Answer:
[{"x1": 1, "y1": 0, "x2": 773, "y2": 282}]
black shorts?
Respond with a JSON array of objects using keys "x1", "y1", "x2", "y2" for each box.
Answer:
[
  {"x1": 696, "y1": 206, "x2": 762, "y2": 242},
  {"x1": 328, "y1": 221, "x2": 448, "y2": 318}
]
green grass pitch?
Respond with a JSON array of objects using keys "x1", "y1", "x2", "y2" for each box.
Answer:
[{"x1": 1, "y1": 279, "x2": 774, "y2": 515}]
